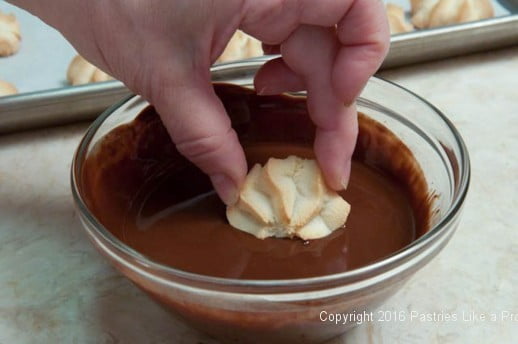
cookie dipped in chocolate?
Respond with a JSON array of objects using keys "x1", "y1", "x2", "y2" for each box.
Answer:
[{"x1": 81, "y1": 84, "x2": 432, "y2": 280}]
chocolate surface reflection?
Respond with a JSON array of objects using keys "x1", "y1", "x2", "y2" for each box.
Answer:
[{"x1": 82, "y1": 84, "x2": 431, "y2": 280}]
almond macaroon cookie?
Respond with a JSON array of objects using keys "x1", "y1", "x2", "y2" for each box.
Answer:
[
  {"x1": 411, "y1": 0, "x2": 494, "y2": 28},
  {"x1": 0, "y1": 10, "x2": 21, "y2": 57},
  {"x1": 67, "y1": 55, "x2": 113, "y2": 86},
  {"x1": 0, "y1": 79, "x2": 18, "y2": 97},
  {"x1": 227, "y1": 156, "x2": 351, "y2": 240},
  {"x1": 217, "y1": 30, "x2": 263, "y2": 63}
]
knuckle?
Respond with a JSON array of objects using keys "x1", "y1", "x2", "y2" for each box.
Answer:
[
  {"x1": 175, "y1": 128, "x2": 235, "y2": 163},
  {"x1": 242, "y1": 0, "x2": 297, "y2": 42}
]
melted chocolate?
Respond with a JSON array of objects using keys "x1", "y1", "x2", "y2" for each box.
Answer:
[{"x1": 81, "y1": 84, "x2": 431, "y2": 280}]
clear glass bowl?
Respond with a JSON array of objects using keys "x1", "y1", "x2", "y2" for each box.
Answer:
[{"x1": 71, "y1": 57, "x2": 470, "y2": 344}]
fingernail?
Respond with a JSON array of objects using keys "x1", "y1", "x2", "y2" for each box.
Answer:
[
  {"x1": 341, "y1": 177, "x2": 349, "y2": 190},
  {"x1": 341, "y1": 160, "x2": 352, "y2": 190},
  {"x1": 210, "y1": 174, "x2": 239, "y2": 206},
  {"x1": 343, "y1": 100, "x2": 355, "y2": 108},
  {"x1": 257, "y1": 86, "x2": 268, "y2": 96}
]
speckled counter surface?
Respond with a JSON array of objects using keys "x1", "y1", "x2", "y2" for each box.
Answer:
[{"x1": 1, "y1": 47, "x2": 517, "y2": 344}]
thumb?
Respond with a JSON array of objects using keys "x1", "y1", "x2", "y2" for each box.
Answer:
[{"x1": 151, "y1": 72, "x2": 247, "y2": 205}]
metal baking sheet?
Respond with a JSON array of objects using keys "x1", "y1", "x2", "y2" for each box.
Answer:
[
  {"x1": 1, "y1": 1, "x2": 517, "y2": 134},
  {"x1": 382, "y1": 0, "x2": 518, "y2": 68},
  {"x1": 384, "y1": 14, "x2": 518, "y2": 69}
]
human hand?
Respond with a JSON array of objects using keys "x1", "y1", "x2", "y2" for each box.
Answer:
[{"x1": 11, "y1": 0, "x2": 389, "y2": 204}]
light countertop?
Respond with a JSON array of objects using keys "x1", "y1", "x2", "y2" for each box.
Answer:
[{"x1": 0, "y1": 47, "x2": 517, "y2": 343}]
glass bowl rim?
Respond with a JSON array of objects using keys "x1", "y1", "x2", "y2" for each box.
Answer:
[{"x1": 71, "y1": 58, "x2": 470, "y2": 288}]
